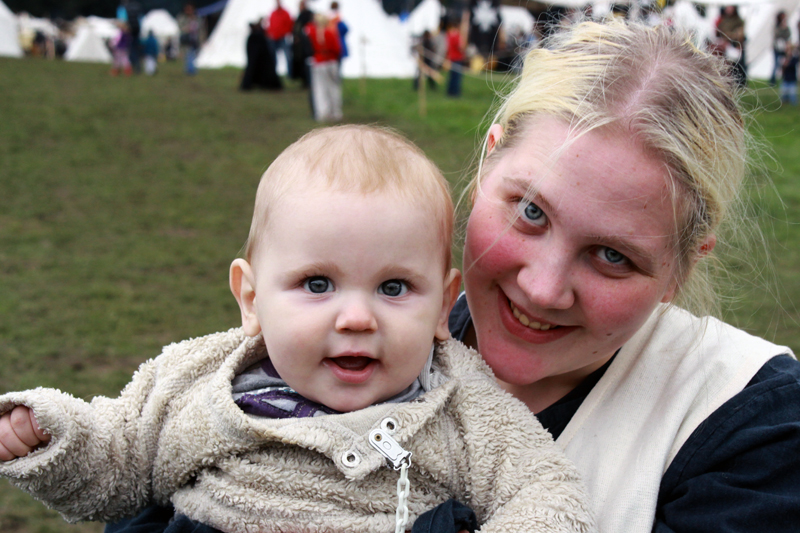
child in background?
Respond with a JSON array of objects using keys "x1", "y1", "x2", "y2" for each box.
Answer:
[
  {"x1": 781, "y1": 43, "x2": 798, "y2": 105},
  {"x1": 0, "y1": 126, "x2": 593, "y2": 533},
  {"x1": 143, "y1": 31, "x2": 160, "y2": 76}
]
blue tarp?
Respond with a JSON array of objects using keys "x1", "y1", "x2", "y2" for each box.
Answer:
[{"x1": 196, "y1": 0, "x2": 229, "y2": 17}]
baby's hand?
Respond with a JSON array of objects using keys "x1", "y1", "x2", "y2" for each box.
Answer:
[{"x1": 0, "y1": 405, "x2": 51, "y2": 461}]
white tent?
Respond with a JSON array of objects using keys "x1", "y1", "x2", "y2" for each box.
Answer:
[
  {"x1": 546, "y1": 0, "x2": 800, "y2": 80},
  {"x1": 406, "y1": 0, "x2": 534, "y2": 40},
  {"x1": 17, "y1": 12, "x2": 59, "y2": 38},
  {"x1": 141, "y1": 9, "x2": 180, "y2": 40},
  {"x1": 83, "y1": 15, "x2": 121, "y2": 40},
  {"x1": 64, "y1": 25, "x2": 113, "y2": 63},
  {"x1": 406, "y1": 0, "x2": 443, "y2": 36},
  {"x1": 0, "y1": 0, "x2": 22, "y2": 57},
  {"x1": 197, "y1": 0, "x2": 420, "y2": 77},
  {"x1": 337, "y1": 0, "x2": 418, "y2": 77},
  {"x1": 500, "y1": 5, "x2": 536, "y2": 35},
  {"x1": 661, "y1": 0, "x2": 800, "y2": 79},
  {"x1": 196, "y1": 0, "x2": 279, "y2": 70}
]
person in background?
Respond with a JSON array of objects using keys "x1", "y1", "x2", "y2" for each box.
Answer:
[
  {"x1": 306, "y1": 13, "x2": 343, "y2": 121},
  {"x1": 110, "y1": 22, "x2": 133, "y2": 76},
  {"x1": 716, "y1": 5, "x2": 747, "y2": 87},
  {"x1": 780, "y1": 42, "x2": 798, "y2": 105},
  {"x1": 329, "y1": 1, "x2": 348, "y2": 71},
  {"x1": 445, "y1": 17, "x2": 466, "y2": 97},
  {"x1": 771, "y1": 11, "x2": 791, "y2": 87},
  {"x1": 177, "y1": 3, "x2": 200, "y2": 76},
  {"x1": 143, "y1": 30, "x2": 159, "y2": 76},
  {"x1": 292, "y1": 0, "x2": 315, "y2": 88},
  {"x1": 241, "y1": 21, "x2": 282, "y2": 91},
  {"x1": 414, "y1": 29, "x2": 440, "y2": 91},
  {"x1": 267, "y1": 0, "x2": 294, "y2": 78}
]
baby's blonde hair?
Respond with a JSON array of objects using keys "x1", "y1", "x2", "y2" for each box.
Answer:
[
  {"x1": 470, "y1": 19, "x2": 755, "y2": 317},
  {"x1": 244, "y1": 125, "x2": 454, "y2": 272}
]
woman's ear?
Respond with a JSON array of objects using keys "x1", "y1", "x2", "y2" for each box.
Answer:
[
  {"x1": 661, "y1": 234, "x2": 717, "y2": 304},
  {"x1": 435, "y1": 269, "x2": 463, "y2": 341},
  {"x1": 487, "y1": 124, "x2": 504, "y2": 155},
  {"x1": 698, "y1": 234, "x2": 717, "y2": 257},
  {"x1": 230, "y1": 258, "x2": 262, "y2": 336}
]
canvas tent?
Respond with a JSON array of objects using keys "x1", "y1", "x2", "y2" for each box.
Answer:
[
  {"x1": 141, "y1": 9, "x2": 180, "y2": 41},
  {"x1": 17, "y1": 12, "x2": 59, "y2": 38},
  {"x1": 540, "y1": 0, "x2": 800, "y2": 80},
  {"x1": 197, "y1": 0, "x2": 420, "y2": 77},
  {"x1": 0, "y1": 0, "x2": 22, "y2": 57},
  {"x1": 408, "y1": 0, "x2": 532, "y2": 44},
  {"x1": 64, "y1": 24, "x2": 113, "y2": 63}
]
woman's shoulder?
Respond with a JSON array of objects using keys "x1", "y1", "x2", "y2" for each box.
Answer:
[{"x1": 657, "y1": 353, "x2": 800, "y2": 531}]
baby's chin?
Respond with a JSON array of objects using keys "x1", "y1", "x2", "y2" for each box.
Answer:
[{"x1": 314, "y1": 394, "x2": 380, "y2": 414}]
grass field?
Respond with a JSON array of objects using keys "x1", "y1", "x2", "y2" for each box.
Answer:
[{"x1": 1, "y1": 57, "x2": 798, "y2": 533}]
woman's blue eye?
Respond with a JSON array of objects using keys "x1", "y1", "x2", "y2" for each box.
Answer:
[
  {"x1": 519, "y1": 201, "x2": 547, "y2": 226},
  {"x1": 378, "y1": 280, "x2": 407, "y2": 297},
  {"x1": 305, "y1": 277, "x2": 333, "y2": 294},
  {"x1": 601, "y1": 248, "x2": 625, "y2": 264}
]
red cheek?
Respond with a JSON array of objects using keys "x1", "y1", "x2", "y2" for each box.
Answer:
[{"x1": 466, "y1": 215, "x2": 523, "y2": 274}]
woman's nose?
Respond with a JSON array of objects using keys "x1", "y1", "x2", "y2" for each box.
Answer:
[
  {"x1": 517, "y1": 252, "x2": 575, "y2": 310},
  {"x1": 335, "y1": 294, "x2": 378, "y2": 332}
]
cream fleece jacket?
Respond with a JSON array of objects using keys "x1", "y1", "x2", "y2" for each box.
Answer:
[{"x1": 0, "y1": 330, "x2": 594, "y2": 533}]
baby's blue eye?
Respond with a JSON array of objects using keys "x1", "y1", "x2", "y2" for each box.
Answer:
[
  {"x1": 305, "y1": 277, "x2": 333, "y2": 294},
  {"x1": 378, "y1": 280, "x2": 407, "y2": 297},
  {"x1": 519, "y1": 201, "x2": 547, "y2": 226}
]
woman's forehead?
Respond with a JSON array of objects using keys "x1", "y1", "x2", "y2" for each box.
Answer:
[
  {"x1": 497, "y1": 118, "x2": 669, "y2": 198},
  {"x1": 488, "y1": 118, "x2": 678, "y2": 245}
]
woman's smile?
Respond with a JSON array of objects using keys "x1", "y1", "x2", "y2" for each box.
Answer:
[{"x1": 499, "y1": 292, "x2": 578, "y2": 345}]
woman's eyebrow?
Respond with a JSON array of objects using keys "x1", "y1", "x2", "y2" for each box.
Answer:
[{"x1": 502, "y1": 177, "x2": 558, "y2": 216}]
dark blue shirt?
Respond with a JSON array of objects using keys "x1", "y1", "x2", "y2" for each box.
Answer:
[{"x1": 450, "y1": 294, "x2": 800, "y2": 532}]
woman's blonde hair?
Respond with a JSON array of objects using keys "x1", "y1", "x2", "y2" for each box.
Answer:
[{"x1": 469, "y1": 18, "x2": 762, "y2": 317}]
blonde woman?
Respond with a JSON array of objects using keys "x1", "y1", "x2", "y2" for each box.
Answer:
[{"x1": 449, "y1": 19, "x2": 799, "y2": 532}]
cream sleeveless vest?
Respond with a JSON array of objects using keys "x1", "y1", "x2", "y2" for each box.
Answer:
[{"x1": 558, "y1": 304, "x2": 793, "y2": 533}]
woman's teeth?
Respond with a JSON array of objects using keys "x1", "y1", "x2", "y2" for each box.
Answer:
[{"x1": 510, "y1": 301, "x2": 555, "y2": 331}]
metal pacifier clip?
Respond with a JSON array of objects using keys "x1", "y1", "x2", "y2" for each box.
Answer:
[{"x1": 369, "y1": 417, "x2": 413, "y2": 533}]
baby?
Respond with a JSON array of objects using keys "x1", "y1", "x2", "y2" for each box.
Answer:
[{"x1": 0, "y1": 126, "x2": 593, "y2": 533}]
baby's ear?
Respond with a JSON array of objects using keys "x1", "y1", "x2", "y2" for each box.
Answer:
[
  {"x1": 435, "y1": 269, "x2": 462, "y2": 341},
  {"x1": 230, "y1": 259, "x2": 262, "y2": 336}
]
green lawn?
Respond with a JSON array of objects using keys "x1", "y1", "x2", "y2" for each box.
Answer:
[{"x1": 1, "y1": 57, "x2": 798, "y2": 533}]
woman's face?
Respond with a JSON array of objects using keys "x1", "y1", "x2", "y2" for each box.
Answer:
[{"x1": 464, "y1": 117, "x2": 682, "y2": 403}]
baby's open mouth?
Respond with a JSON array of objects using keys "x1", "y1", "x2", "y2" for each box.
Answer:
[
  {"x1": 331, "y1": 356, "x2": 373, "y2": 371},
  {"x1": 509, "y1": 300, "x2": 559, "y2": 331}
]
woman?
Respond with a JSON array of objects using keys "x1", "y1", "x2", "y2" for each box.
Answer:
[
  {"x1": 108, "y1": 19, "x2": 799, "y2": 533},
  {"x1": 449, "y1": 19, "x2": 799, "y2": 532},
  {"x1": 306, "y1": 13, "x2": 343, "y2": 122},
  {"x1": 771, "y1": 11, "x2": 791, "y2": 86},
  {"x1": 716, "y1": 5, "x2": 747, "y2": 87}
]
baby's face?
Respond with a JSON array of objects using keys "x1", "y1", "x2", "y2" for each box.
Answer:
[{"x1": 247, "y1": 187, "x2": 456, "y2": 412}]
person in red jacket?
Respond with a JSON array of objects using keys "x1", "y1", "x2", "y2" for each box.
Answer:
[
  {"x1": 445, "y1": 17, "x2": 466, "y2": 97},
  {"x1": 306, "y1": 13, "x2": 343, "y2": 121},
  {"x1": 268, "y1": 0, "x2": 294, "y2": 77}
]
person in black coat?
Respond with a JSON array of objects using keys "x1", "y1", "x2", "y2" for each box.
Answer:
[
  {"x1": 292, "y1": 0, "x2": 315, "y2": 88},
  {"x1": 241, "y1": 22, "x2": 283, "y2": 91}
]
